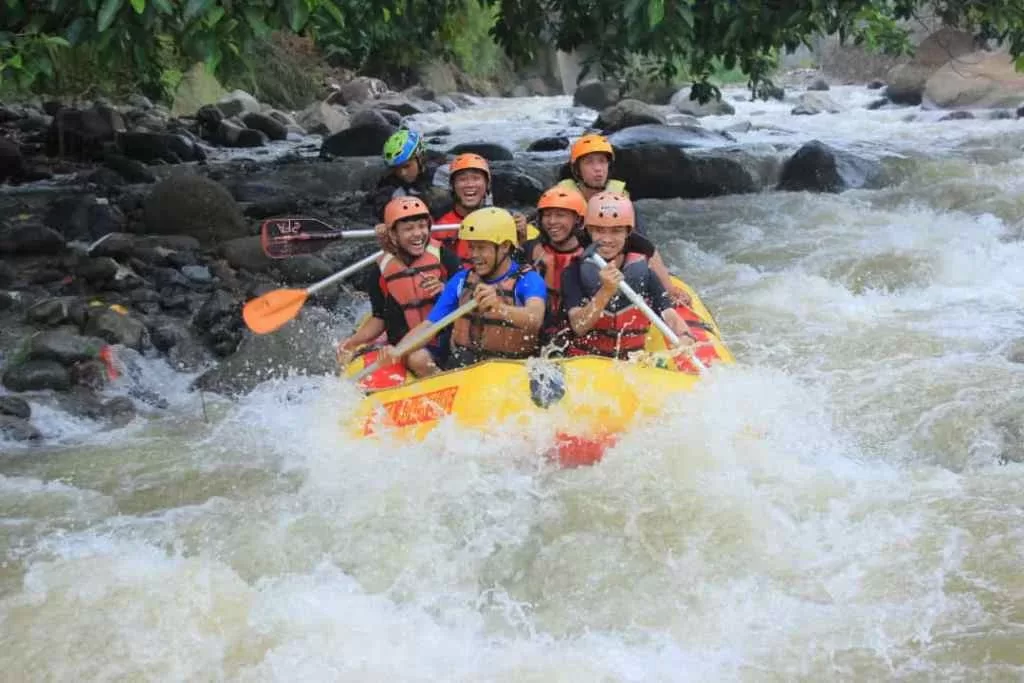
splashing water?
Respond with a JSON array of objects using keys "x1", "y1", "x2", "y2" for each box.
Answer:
[{"x1": 3, "y1": 89, "x2": 1024, "y2": 680}]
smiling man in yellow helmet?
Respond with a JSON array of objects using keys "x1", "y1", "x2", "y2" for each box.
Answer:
[{"x1": 558, "y1": 133, "x2": 690, "y2": 305}]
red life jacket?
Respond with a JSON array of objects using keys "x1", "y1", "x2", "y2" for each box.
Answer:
[
  {"x1": 570, "y1": 251, "x2": 652, "y2": 359},
  {"x1": 434, "y1": 209, "x2": 472, "y2": 268},
  {"x1": 450, "y1": 267, "x2": 537, "y2": 365},
  {"x1": 525, "y1": 238, "x2": 582, "y2": 339},
  {"x1": 377, "y1": 242, "x2": 446, "y2": 333}
]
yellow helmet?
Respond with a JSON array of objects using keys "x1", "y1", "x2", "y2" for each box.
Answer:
[{"x1": 458, "y1": 207, "x2": 517, "y2": 246}]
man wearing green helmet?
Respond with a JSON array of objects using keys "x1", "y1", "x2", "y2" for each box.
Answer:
[{"x1": 369, "y1": 129, "x2": 444, "y2": 221}]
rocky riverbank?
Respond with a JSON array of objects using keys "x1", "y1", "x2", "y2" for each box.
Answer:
[{"x1": 2, "y1": 33, "x2": 1023, "y2": 445}]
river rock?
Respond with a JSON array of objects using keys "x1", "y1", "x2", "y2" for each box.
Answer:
[
  {"x1": 370, "y1": 95, "x2": 440, "y2": 117},
  {"x1": 331, "y1": 77, "x2": 390, "y2": 106},
  {"x1": 0, "y1": 137, "x2": 25, "y2": 183},
  {"x1": 150, "y1": 320, "x2": 206, "y2": 371},
  {"x1": 83, "y1": 308, "x2": 146, "y2": 350},
  {"x1": 447, "y1": 142, "x2": 515, "y2": 161},
  {"x1": 193, "y1": 289, "x2": 243, "y2": 357},
  {"x1": 885, "y1": 28, "x2": 976, "y2": 106},
  {"x1": 191, "y1": 306, "x2": 339, "y2": 396},
  {"x1": 791, "y1": 92, "x2": 842, "y2": 115},
  {"x1": 490, "y1": 166, "x2": 546, "y2": 207},
  {"x1": 242, "y1": 112, "x2": 288, "y2": 141},
  {"x1": 0, "y1": 395, "x2": 30, "y2": 419},
  {"x1": 27, "y1": 330, "x2": 107, "y2": 365},
  {"x1": 573, "y1": 80, "x2": 620, "y2": 110},
  {"x1": 0, "y1": 415, "x2": 41, "y2": 441},
  {"x1": 90, "y1": 233, "x2": 201, "y2": 262},
  {"x1": 142, "y1": 176, "x2": 248, "y2": 245},
  {"x1": 527, "y1": 136, "x2": 569, "y2": 152},
  {"x1": 296, "y1": 100, "x2": 350, "y2": 136},
  {"x1": 46, "y1": 104, "x2": 126, "y2": 160},
  {"x1": 73, "y1": 255, "x2": 119, "y2": 283},
  {"x1": 669, "y1": 89, "x2": 736, "y2": 117},
  {"x1": 320, "y1": 122, "x2": 397, "y2": 158},
  {"x1": 45, "y1": 195, "x2": 126, "y2": 243},
  {"x1": 56, "y1": 386, "x2": 136, "y2": 426},
  {"x1": 923, "y1": 50, "x2": 1024, "y2": 109},
  {"x1": 275, "y1": 255, "x2": 333, "y2": 284},
  {"x1": 103, "y1": 153, "x2": 157, "y2": 184},
  {"x1": 221, "y1": 236, "x2": 272, "y2": 273},
  {"x1": 242, "y1": 197, "x2": 299, "y2": 220},
  {"x1": 594, "y1": 99, "x2": 666, "y2": 134},
  {"x1": 777, "y1": 140, "x2": 883, "y2": 193},
  {"x1": 117, "y1": 131, "x2": 205, "y2": 164},
  {"x1": 348, "y1": 107, "x2": 392, "y2": 131},
  {"x1": 2, "y1": 359, "x2": 71, "y2": 392},
  {"x1": 608, "y1": 124, "x2": 734, "y2": 150},
  {"x1": 217, "y1": 90, "x2": 261, "y2": 118},
  {"x1": 0, "y1": 219, "x2": 65, "y2": 255},
  {"x1": 612, "y1": 144, "x2": 758, "y2": 199},
  {"x1": 25, "y1": 297, "x2": 86, "y2": 327}
]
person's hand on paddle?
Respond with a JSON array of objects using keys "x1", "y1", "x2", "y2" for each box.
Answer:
[
  {"x1": 419, "y1": 273, "x2": 444, "y2": 298},
  {"x1": 474, "y1": 283, "x2": 505, "y2": 315},
  {"x1": 598, "y1": 263, "x2": 623, "y2": 296},
  {"x1": 663, "y1": 309, "x2": 696, "y2": 346},
  {"x1": 374, "y1": 222, "x2": 397, "y2": 254},
  {"x1": 512, "y1": 211, "x2": 528, "y2": 245},
  {"x1": 336, "y1": 340, "x2": 357, "y2": 368}
]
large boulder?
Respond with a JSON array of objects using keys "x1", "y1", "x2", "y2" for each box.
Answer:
[
  {"x1": 116, "y1": 131, "x2": 205, "y2": 164},
  {"x1": 2, "y1": 359, "x2": 71, "y2": 392},
  {"x1": 573, "y1": 80, "x2": 621, "y2": 110},
  {"x1": 0, "y1": 137, "x2": 25, "y2": 183},
  {"x1": 791, "y1": 92, "x2": 842, "y2": 115},
  {"x1": 83, "y1": 307, "x2": 147, "y2": 350},
  {"x1": 142, "y1": 175, "x2": 248, "y2": 245},
  {"x1": 777, "y1": 140, "x2": 884, "y2": 193},
  {"x1": 320, "y1": 122, "x2": 397, "y2": 158},
  {"x1": 0, "y1": 219, "x2": 65, "y2": 255},
  {"x1": 608, "y1": 123, "x2": 734, "y2": 150},
  {"x1": 923, "y1": 50, "x2": 1024, "y2": 109},
  {"x1": 297, "y1": 101, "x2": 351, "y2": 136},
  {"x1": 45, "y1": 104, "x2": 126, "y2": 160},
  {"x1": 612, "y1": 145, "x2": 758, "y2": 200},
  {"x1": 669, "y1": 89, "x2": 736, "y2": 117},
  {"x1": 26, "y1": 330, "x2": 108, "y2": 365},
  {"x1": 885, "y1": 29, "x2": 976, "y2": 106},
  {"x1": 446, "y1": 142, "x2": 515, "y2": 161},
  {"x1": 593, "y1": 99, "x2": 666, "y2": 134}
]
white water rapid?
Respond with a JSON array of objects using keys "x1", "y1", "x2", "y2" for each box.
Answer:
[{"x1": 3, "y1": 85, "x2": 1024, "y2": 680}]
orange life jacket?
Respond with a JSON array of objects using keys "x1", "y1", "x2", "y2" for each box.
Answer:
[
  {"x1": 450, "y1": 267, "x2": 538, "y2": 365},
  {"x1": 434, "y1": 209, "x2": 472, "y2": 268},
  {"x1": 570, "y1": 251, "x2": 652, "y2": 359},
  {"x1": 525, "y1": 238, "x2": 582, "y2": 339},
  {"x1": 378, "y1": 242, "x2": 446, "y2": 332}
]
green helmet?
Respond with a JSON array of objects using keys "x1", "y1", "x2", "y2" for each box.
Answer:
[{"x1": 382, "y1": 129, "x2": 424, "y2": 168}]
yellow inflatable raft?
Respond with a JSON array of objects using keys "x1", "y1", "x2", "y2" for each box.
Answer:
[{"x1": 341, "y1": 277, "x2": 734, "y2": 465}]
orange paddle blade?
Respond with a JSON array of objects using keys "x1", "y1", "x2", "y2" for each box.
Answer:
[{"x1": 242, "y1": 288, "x2": 309, "y2": 334}]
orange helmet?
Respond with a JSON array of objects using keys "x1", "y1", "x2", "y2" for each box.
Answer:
[
  {"x1": 449, "y1": 153, "x2": 490, "y2": 182},
  {"x1": 585, "y1": 191, "x2": 634, "y2": 229},
  {"x1": 537, "y1": 186, "x2": 587, "y2": 218},
  {"x1": 384, "y1": 196, "x2": 431, "y2": 230},
  {"x1": 570, "y1": 134, "x2": 615, "y2": 165}
]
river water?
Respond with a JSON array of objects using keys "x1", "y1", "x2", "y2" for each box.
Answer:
[{"x1": 3, "y1": 86, "x2": 1024, "y2": 680}]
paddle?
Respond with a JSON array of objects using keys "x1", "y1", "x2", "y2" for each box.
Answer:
[
  {"x1": 242, "y1": 250, "x2": 382, "y2": 334},
  {"x1": 261, "y1": 217, "x2": 460, "y2": 259},
  {"x1": 353, "y1": 299, "x2": 478, "y2": 383},
  {"x1": 589, "y1": 252, "x2": 708, "y2": 375}
]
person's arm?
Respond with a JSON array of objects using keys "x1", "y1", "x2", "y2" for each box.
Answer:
[
  {"x1": 488, "y1": 271, "x2": 546, "y2": 333},
  {"x1": 647, "y1": 270, "x2": 693, "y2": 341},
  {"x1": 567, "y1": 262, "x2": 619, "y2": 336},
  {"x1": 338, "y1": 267, "x2": 388, "y2": 362},
  {"x1": 648, "y1": 249, "x2": 692, "y2": 306}
]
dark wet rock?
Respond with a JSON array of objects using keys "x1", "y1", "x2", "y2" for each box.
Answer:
[
  {"x1": 939, "y1": 111, "x2": 974, "y2": 121},
  {"x1": 193, "y1": 289, "x2": 243, "y2": 357},
  {"x1": 490, "y1": 167, "x2": 546, "y2": 207},
  {"x1": 221, "y1": 236, "x2": 272, "y2": 273},
  {"x1": 446, "y1": 142, "x2": 515, "y2": 161},
  {"x1": 148, "y1": 265, "x2": 193, "y2": 290},
  {"x1": 46, "y1": 104, "x2": 125, "y2": 160},
  {"x1": 89, "y1": 233, "x2": 202, "y2": 262},
  {"x1": 573, "y1": 81, "x2": 621, "y2": 110},
  {"x1": 192, "y1": 307, "x2": 339, "y2": 396},
  {"x1": 0, "y1": 415, "x2": 41, "y2": 441},
  {"x1": 0, "y1": 137, "x2": 25, "y2": 183},
  {"x1": 371, "y1": 94, "x2": 439, "y2": 117},
  {"x1": 777, "y1": 140, "x2": 884, "y2": 193},
  {"x1": 241, "y1": 112, "x2": 288, "y2": 141},
  {"x1": 103, "y1": 153, "x2": 156, "y2": 184},
  {"x1": 3, "y1": 359, "x2": 71, "y2": 392},
  {"x1": 27, "y1": 330, "x2": 108, "y2": 365},
  {"x1": 612, "y1": 144, "x2": 758, "y2": 200},
  {"x1": 242, "y1": 197, "x2": 300, "y2": 220},
  {"x1": 57, "y1": 386, "x2": 135, "y2": 426},
  {"x1": 320, "y1": 122, "x2": 397, "y2": 158},
  {"x1": 0, "y1": 220, "x2": 65, "y2": 255},
  {"x1": 348, "y1": 107, "x2": 393, "y2": 131},
  {"x1": 142, "y1": 176, "x2": 247, "y2": 245},
  {"x1": 25, "y1": 297, "x2": 86, "y2": 327},
  {"x1": 867, "y1": 80, "x2": 886, "y2": 90},
  {"x1": 0, "y1": 291, "x2": 16, "y2": 311},
  {"x1": 275, "y1": 255, "x2": 333, "y2": 284},
  {"x1": 593, "y1": 99, "x2": 666, "y2": 134},
  {"x1": 0, "y1": 260, "x2": 15, "y2": 287},
  {"x1": 44, "y1": 195, "x2": 126, "y2": 243},
  {"x1": 117, "y1": 131, "x2": 204, "y2": 164},
  {"x1": 83, "y1": 308, "x2": 146, "y2": 350},
  {"x1": 0, "y1": 395, "x2": 31, "y2": 419},
  {"x1": 331, "y1": 76, "x2": 390, "y2": 106},
  {"x1": 73, "y1": 255, "x2": 120, "y2": 283},
  {"x1": 866, "y1": 98, "x2": 889, "y2": 111},
  {"x1": 1017, "y1": 103, "x2": 1024, "y2": 118},
  {"x1": 807, "y1": 77, "x2": 831, "y2": 91},
  {"x1": 527, "y1": 136, "x2": 569, "y2": 152}
]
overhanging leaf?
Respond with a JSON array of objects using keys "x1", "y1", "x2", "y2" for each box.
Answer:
[{"x1": 97, "y1": 0, "x2": 124, "y2": 32}]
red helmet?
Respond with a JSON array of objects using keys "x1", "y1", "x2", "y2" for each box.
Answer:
[{"x1": 384, "y1": 196, "x2": 431, "y2": 230}]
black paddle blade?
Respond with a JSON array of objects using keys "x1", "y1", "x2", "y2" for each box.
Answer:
[{"x1": 261, "y1": 217, "x2": 344, "y2": 258}]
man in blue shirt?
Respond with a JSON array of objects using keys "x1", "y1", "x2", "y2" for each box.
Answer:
[{"x1": 384, "y1": 207, "x2": 547, "y2": 376}]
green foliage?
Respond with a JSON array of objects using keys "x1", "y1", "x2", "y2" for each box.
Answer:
[
  {"x1": 487, "y1": 0, "x2": 1024, "y2": 102},
  {"x1": 440, "y1": 0, "x2": 509, "y2": 79}
]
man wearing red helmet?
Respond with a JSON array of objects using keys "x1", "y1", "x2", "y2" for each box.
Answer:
[
  {"x1": 337, "y1": 196, "x2": 463, "y2": 371},
  {"x1": 562, "y1": 192, "x2": 693, "y2": 358}
]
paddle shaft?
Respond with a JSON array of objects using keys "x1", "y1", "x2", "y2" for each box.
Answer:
[
  {"x1": 332, "y1": 223, "x2": 460, "y2": 240},
  {"x1": 588, "y1": 253, "x2": 707, "y2": 374},
  {"x1": 307, "y1": 251, "x2": 382, "y2": 295},
  {"x1": 354, "y1": 300, "x2": 478, "y2": 382}
]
